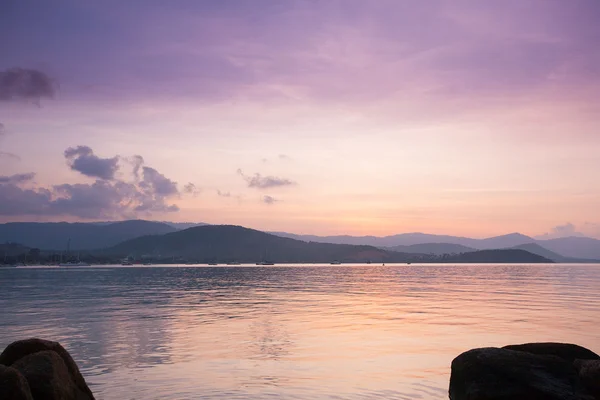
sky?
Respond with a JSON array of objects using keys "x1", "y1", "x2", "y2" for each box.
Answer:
[{"x1": 1, "y1": 0, "x2": 599, "y2": 238}]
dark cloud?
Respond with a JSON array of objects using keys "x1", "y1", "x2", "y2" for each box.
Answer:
[
  {"x1": 183, "y1": 182, "x2": 201, "y2": 196},
  {"x1": 262, "y1": 195, "x2": 277, "y2": 204},
  {"x1": 140, "y1": 167, "x2": 178, "y2": 196},
  {"x1": 237, "y1": 168, "x2": 296, "y2": 189},
  {"x1": 0, "y1": 184, "x2": 53, "y2": 216},
  {"x1": 217, "y1": 190, "x2": 231, "y2": 197},
  {"x1": 0, "y1": 172, "x2": 35, "y2": 184},
  {"x1": 0, "y1": 68, "x2": 57, "y2": 104},
  {"x1": 64, "y1": 145, "x2": 120, "y2": 180},
  {"x1": 0, "y1": 147, "x2": 181, "y2": 218},
  {"x1": 0, "y1": 152, "x2": 21, "y2": 161}
]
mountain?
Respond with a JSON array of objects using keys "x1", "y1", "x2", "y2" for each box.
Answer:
[
  {"x1": 0, "y1": 220, "x2": 177, "y2": 250},
  {"x1": 537, "y1": 236, "x2": 600, "y2": 260},
  {"x1": 271, "y1": 231, "x2": 600, "y2": 260},
  {"x1": 106, "y1": 225, "x2": 400, "y2": 263},
  {"x1": 477, "y1": 233, "x2": 536, "y2": 249},
  {"x1": 162, "y1": 222, "x2": 209, "y2": 230},
  {"x1": 271, "y1": 232, "x2": 536, "y2": 249},
  {"x1": 386, "y1": 243, "x2": 476, "y2": 255},
  {"x1": 509, "y1": 243, "x2": 569, "y2": 262},
  {"x1": 104, "y1": 225, "x2": 552, "y2": 264},
  {"x1": 441, "y1": 249, "x2": 551, "y2": 263},
  {"x1": 271, "y1": 232, "x2": 478, "y2": 247}
]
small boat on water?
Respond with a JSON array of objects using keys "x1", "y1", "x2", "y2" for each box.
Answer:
[
  {"x1": 121, "y1": 260, "x2": 133, "y2": 266},
  {"x1": 59, "y1": 261, "x2": 90, "y2": 267},
  {"x1": 208, "y1": 262, "x2": 218, "y2": 265},
  {"x1": 256, "y1": 261, "x2": 274, "y2": 265},
  {"x1": 330, "y1": 260, "x2": 342, "y2": 265}
]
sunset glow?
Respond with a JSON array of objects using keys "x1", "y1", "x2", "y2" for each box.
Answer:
[{"x1": 1, "y1": 1, "x2": 599, "y2": 238}]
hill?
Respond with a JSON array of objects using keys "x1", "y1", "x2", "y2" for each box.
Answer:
[
  {"x1": 386, "y1": 243, "x2": 476, "y2": 255},
  {"x1": 537, "y1": 236, "x2": 600, "y2": 260},
  {"x1": 271, "y1": 231, "x2": 600, "y2": 260},
  {"x1": 105, "y1": 225, "x2": 400, "y2": 263},
  {"x1": 441, "y1": 249, "x2": 551, "y2": 263},
  {"x1": 104, "y1": 225, "x2": 552, "y2": 264},
  {"x1": 0, "y1": 220, "x2": 177, "y2": 250},
  {"x1": 510, "y1": 243, "x2": 568, "y2": 262},
  {"x1": 271, "y1": 232, "x2": 536, "y2": 249}
]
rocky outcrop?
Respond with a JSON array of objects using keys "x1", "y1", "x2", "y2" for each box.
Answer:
[
  {"x1": 450, "y1": 342, "x2": 600, "y2": 400},
  {"x1": 0, "y1": 365, "x2": 34, "y2": 400},
  {"x1": 504, "y1": 343, "x2": 600, "y2": 362},
  {"x1": 576, "y1": 360, "x2": 600, "y2": 399},
  {"x1": 0, "y1": 339, "x2": 94, "y2": 400}
]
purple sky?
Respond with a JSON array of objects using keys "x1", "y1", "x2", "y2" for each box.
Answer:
[{"x1": 1, "y1": 0, "x2": 599, "y2": 237}]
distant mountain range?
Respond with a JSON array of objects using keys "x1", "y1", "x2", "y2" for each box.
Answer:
[
  {"x1": 271, "y1": 232, "x2": 600, "y2": 261},
  {"x1": 102, "y1": 225, "x2": 551, "y2": 264},
  {"x1": 0, "y1": 220, "x2": 177, "y2": 250},
  {"x1": 0, "y1": 220, "x2": 598, "y2": 262}
]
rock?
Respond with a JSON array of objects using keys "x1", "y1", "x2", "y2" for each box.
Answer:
[
  {"x1": 449, "y1": 347, "x2": 596, "y2": 400},
  {"x1": 0, "y1": 338, "x2": 94, "y2": 400},
  {"x1": 504, "y1": 342, "x2": 600, "y2": 363},
  {"x1": 575, "y1": 360, "x2": 600, "y2": 399},
  {"x1": 11, "y1": 351, "x2": 83, "y2": 400},
  {"x1": 0, "y1": 364, "x2": 34, "y2": 400}
]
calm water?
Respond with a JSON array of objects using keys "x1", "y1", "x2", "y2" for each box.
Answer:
[{"x1": 1, "y1": 264, "x2": 599, "y2": 399}]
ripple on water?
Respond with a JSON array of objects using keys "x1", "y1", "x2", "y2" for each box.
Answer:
[{"x1": 1, "y1": 264, "x2": 599, "y2": 399}]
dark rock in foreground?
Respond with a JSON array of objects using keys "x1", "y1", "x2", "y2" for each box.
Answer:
[
  {"x1": 0, "y1": 365, "x2": 33, "y2": 400},
  {"x1": 0, "y1": 338, "x2": 94, "y2": 400},
  {"x1": 450, "y1": 342, "x2": 600, "y2": 400}
]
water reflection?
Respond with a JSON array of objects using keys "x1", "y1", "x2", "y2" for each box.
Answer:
[{"x1": 1, "y1": 264, "x2": 599, "y2": 399}]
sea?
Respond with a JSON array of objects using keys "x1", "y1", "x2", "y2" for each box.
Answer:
[{"x1": 1, "y1": 264, "x2": 599, "y2": 399}]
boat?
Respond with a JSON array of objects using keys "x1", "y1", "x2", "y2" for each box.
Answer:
[
  {"x1": 59, "y1": 261, "x2": 90, "y2": 267},
  {"x1": 207, "y1": 262, "x2": 218, "y2": 265},
  {"x1": 330, "y1": 260, "x2": 342, "y2": 265},
  {"x1": 121, "y1": 259, "x2": 133, "y2": 266},
  {"x1": 256, "y1": 248, "x2": 274, "y2": 265}
]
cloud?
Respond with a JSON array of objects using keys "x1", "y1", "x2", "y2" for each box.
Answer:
[
  {"x1": 536, "y1": 222, "x2": 587, "y2": 240},
  {"x1": 0, "y1": 68, "x2": 57, "y2": 104},
  {"x1": 0, "y1": 147, "x2": 181, "y2": 218},
  {"x1": 0, "y1": 122, "x2": 4, "y2": 135},
  {"x1": 130, "y1": 155, "x2": 144, "y2": 180},
  {"x1": 64, "y1": 145, "x2": 119, "y2": 180},
  {"x1": 0, "y1": 152, "x2": 21, "y2": 161},
  {"x1": 237, "y1": 168, "x2": 296, "y2": 189},
  {"x1": 183, "y1": 182, "x2": 201, "y2": 196},
  {"x1": 278, "y1": 154, "x2": 291, "y2": 160},
  {"x1": 0, "y1": 184, "x2": 53, "y2": 216},
  {"x1": 262, "y1": 195, "x2": 277, "y2": 205},
  {"x1": 139, "y1": 167, "x2": 178, "y2": 196},
  {"x1": 0, "y1": 173, "x2": 35, "y2": 184},
  {"x1": 216, "y1": 190, "x2": 231, "y2": 197},
  {"x1": 134, "y1": 166, "x2": 179, "y2": 212}
]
